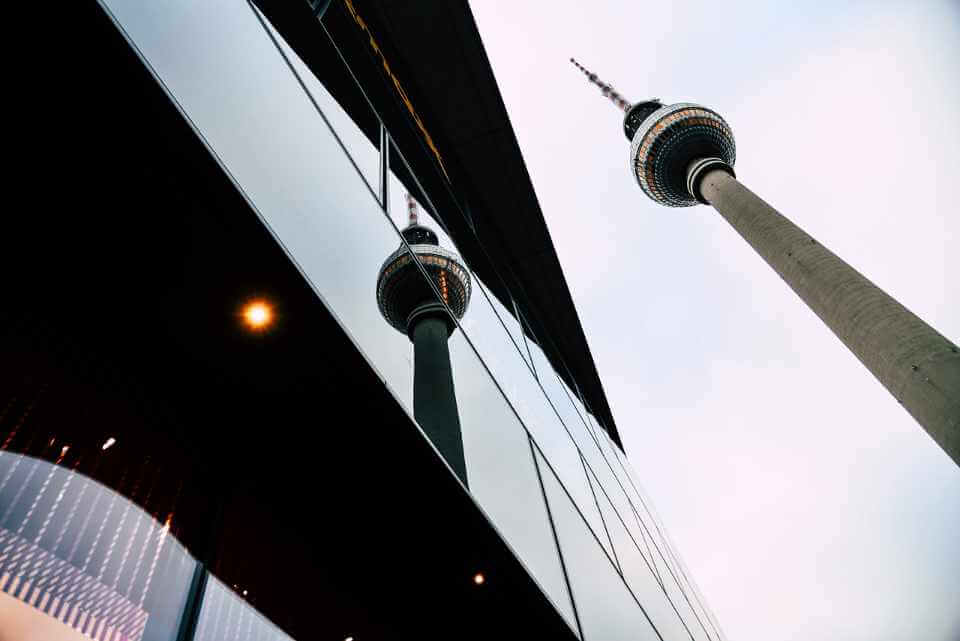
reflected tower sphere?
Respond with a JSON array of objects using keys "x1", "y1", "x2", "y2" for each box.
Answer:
[
  {"x1": 376, "y1": 194, "x2": 472, "y2": 484},
  {"x1": 571, "y1": 58, "x2": 960, "y2": 467}
]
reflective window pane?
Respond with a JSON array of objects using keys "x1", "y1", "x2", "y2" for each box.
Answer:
[
  {"x1": 105, "y1": 0, "x2": 422, "y2": 415},
  {"x1": 387, "y1": 156, "x2": 529, "y2": 369},
  {"x1": 526, "y1": 341, "x2": 625, "y2": 546},
  {"x1": 194, "y1": 576, "x2": 294, "y2": 641},
  {"x1": 450, "y1": 320, "x2": 578, "y2": 635},
  {"x1": 588, "y1": 464, "x2": 694, "y2": 641},
  {"x1": 458, "y1": 282, "x2": 606, "y2": 563},
  {"x1": 263, "y1": 7, "x2": 381, "y2": 193},
  {"x1": 535, "y1": 448, "x2": 660, "y2": 641},
  {"x1": 610, "y1": 448, "x2": 718, "y2": 641}
]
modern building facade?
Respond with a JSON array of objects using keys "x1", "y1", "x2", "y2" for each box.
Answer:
[
  {"x1": 571, "y1": 60, "x2": 960, "y2": 468},
  {"x1": 3, "y1": 2, "x2": 725, "y2": 640}
]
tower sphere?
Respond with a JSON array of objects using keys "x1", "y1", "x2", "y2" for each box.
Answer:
[
  {"x1": 376, "y1": 224, "x2": 471, "y2": 338},
  {"x1": 629, "y1": 102, "x2": 736, "y2": 207}
]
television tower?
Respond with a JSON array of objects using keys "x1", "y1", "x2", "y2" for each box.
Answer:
[
  {"x1": 571, "y1": 59, "x2": 960, "y2": 467},
  {"x1": 377, "y1": 194, "x2": 472, "y2": 484}
]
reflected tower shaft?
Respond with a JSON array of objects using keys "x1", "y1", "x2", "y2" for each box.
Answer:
[{"x1": 376, "y1": 194, "x2": 472, "y2": 485}]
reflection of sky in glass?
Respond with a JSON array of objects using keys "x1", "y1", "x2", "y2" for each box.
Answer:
[{"x1": 103, "y1": 0, "x2": 416, "y2": 411}]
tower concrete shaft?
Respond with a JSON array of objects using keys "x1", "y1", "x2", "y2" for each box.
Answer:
[
  {"x1": 411, "y1": 308, "x2": 468, "y2": 484},
  {"x1": 376, "y1": 195, "x2": 472, "y2": 485},
  {"x1": 697, "y1": 169, "x2": 960, "y2": 465}
]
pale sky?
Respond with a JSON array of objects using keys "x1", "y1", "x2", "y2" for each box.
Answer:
[
  {"x1": 103, "y1": 0, "x2": 959, "y2": 639},
  {"x1": 469, "y1": 1, "x2": 960, "y2": 640}
]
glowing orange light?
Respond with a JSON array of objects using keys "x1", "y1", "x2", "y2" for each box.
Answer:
[
  {"x1": 473, "y1": 573, "x2": 485, "y2": 586},
  {"x1": 243, "y1": 300, "x2": 273, "y2": 331}
]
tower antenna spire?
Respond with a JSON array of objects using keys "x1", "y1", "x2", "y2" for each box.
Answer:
[
  {"x1": 602, "y1": 70, "x2": 960, "y2": 468},
  {"x1": 406, "y1": 192, "x2": 419, "y2": 226},
  {"x1": 570, "y1": 58, "x2": 631, "y2": 112}
]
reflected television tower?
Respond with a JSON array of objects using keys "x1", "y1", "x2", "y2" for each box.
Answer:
[
  {"x1": 377, "y1": 194, "x2": 472, "y2": 484},
  {"x1": 571, "y1": 58, "x2": 960, "y2": 467}
]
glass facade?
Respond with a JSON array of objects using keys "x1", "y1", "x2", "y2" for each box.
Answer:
[
  {"x1": 0, "y1": 452, "x2": 198, "y2": 641},
  {"x1": 1, "y1": 1, "x2": 724, "y2": 640}
]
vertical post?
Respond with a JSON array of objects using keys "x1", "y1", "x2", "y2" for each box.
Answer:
[
  {"x1": 173, "y1": 564, "x2": 209, "y2": 641},
  {"x1": 169, "y1": 488, "x2": 226, "y2": 641},
  {"x1": 379, "y1": 124, "x2": 390, "y2": 212}
]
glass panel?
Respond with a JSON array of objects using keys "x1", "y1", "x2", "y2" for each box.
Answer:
[
  {"x1": 650, "y1": 533, "x2": 722, "y2": 641},
  {"x1": 527, "y1": 342, "x2": 626, "y2": 514},
  {"x1": 597, "y1": 429, "x2": 643, "y2": 520},
  {"x1": 528, "y1": 342, "x2": 591, "y2": 456},
  {"x1": 105, "y1": 0, "x2": 420, "y2": 413},
  {"x1": 518, "y1": 342, "x2": 612, "y2": 555},
  {"x1": 0, "y1": 452, "x2": 196, "y2": 641},
  {"x1": 662, "y1": 572, "x2": 711, "y2": 641},
  {"x1": 568, "y1": 384, "x2": 603, "y2": 444},
  {"x1": 535, "y1": 448, "x2": 660, "y2": 641},
  {"x1": 452, "y1": 279, "x2": 607, "y2": 562},
  {"x1": 565, "y1": 387, "x2": 656, "y2": 562},
  {"x1": 588, "y1": 464, "x2": 694, "y2": 641},
  {"x1": 462, "y1": 282, "x2": 532, "y2": 402},
  {"x1": 613, "y1": 450, "x2": 689, "y2": 590},
  {"x1": 107, "y1": 0, "x2": 381, "y2": 195},
  {"x1": 578, "y1": 407, "x2": 671, "y2": 586},
  {"x1": 664, "y1": 550, "x2": 724, "y2": 641},
  {"x1": 591, "y1": 421, "x2": 673, "y2": 575},
  {"x1": 448, "y1": 326, "x2": 578, "y2": 635},
  {"x1": 483, "y1": 284, "x2": 531, "y2": 369},
  {"x1": 610, "y1": 448, "x2": 718, "y2": 641},
  {"x1": 610, "y1": 447, "x2": 672, "y2": 562},
  {"x1": 614, "y1": 449, "x2": 672, "y2": 552},
  {"x1": 587, "y1": 419, "x2": 678, "y2": 584},
  {"x1": 387, "y1": 155, "x2": 529, "y2": 366},
  {"x1": 194, "y1": 575, "x2": 294, "y2": 641},
  {"x1": 260, "y1": 6, "x2": 380, "y2": 193}
]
